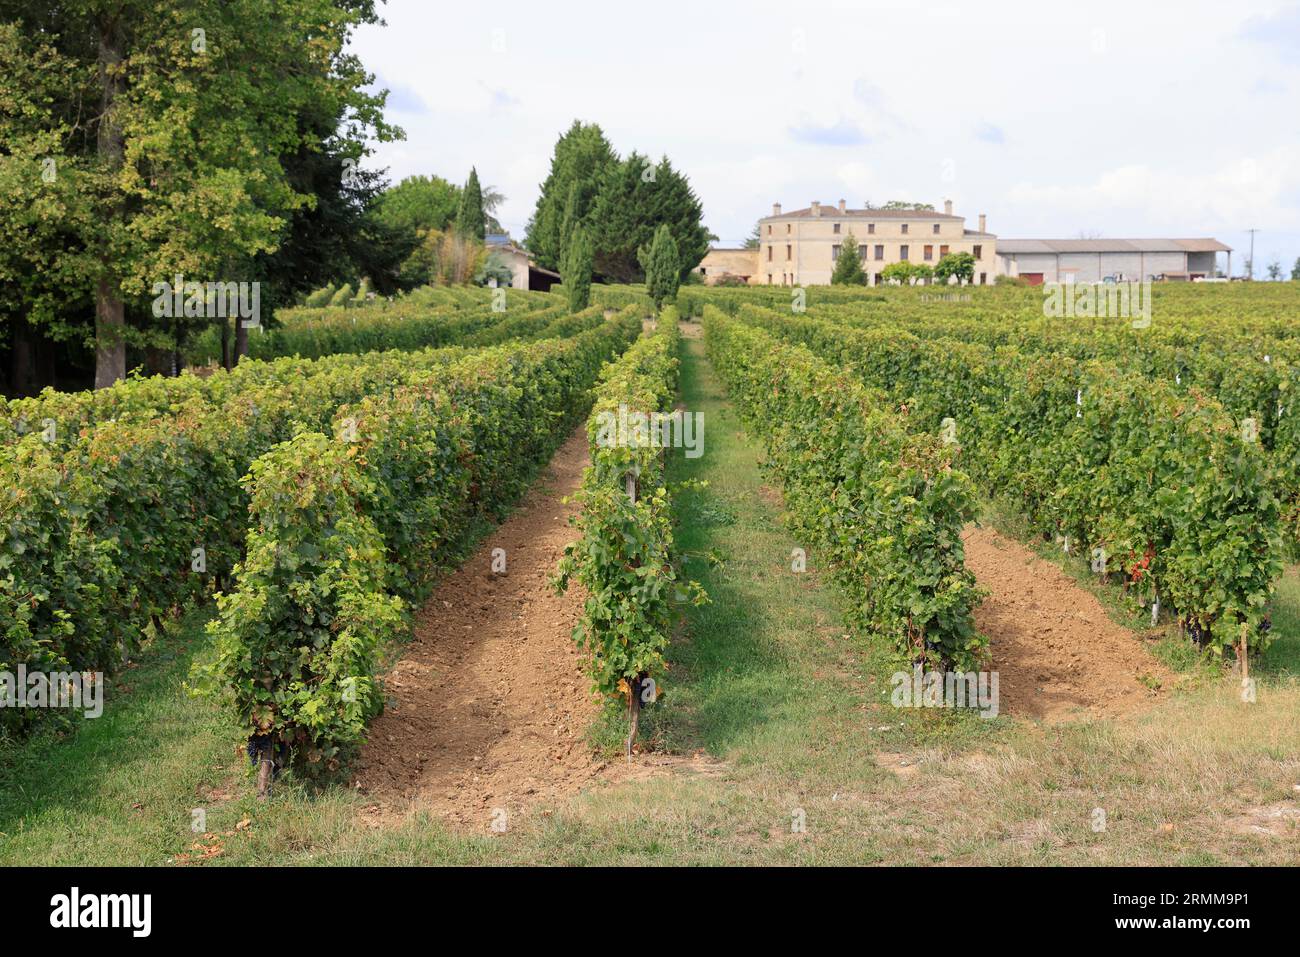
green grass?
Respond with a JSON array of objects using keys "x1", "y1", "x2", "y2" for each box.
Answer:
[
  {"x1": 0, "y1": 612, "x2": 255, "y2": 865},
  {"x1": 2, "y1": 333, "x2": 1298, "y2": 866}
]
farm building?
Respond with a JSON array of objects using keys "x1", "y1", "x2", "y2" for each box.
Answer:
[
  {"x1": 698, "y1": 247, "x2": 761, "y2": 284},
  {"x1": 996, "y1": 238, "x2": 1232, "y2": 284},
  {"x1": 484, "y1": 235, "x2": 562, "y2": 291}
]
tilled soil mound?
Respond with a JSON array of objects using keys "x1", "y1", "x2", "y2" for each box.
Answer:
[
  {"x1": 352, "y1": 427, "x2": 607, "y2": 829},
  {"x1": 963, "y1": 525, "x2": 1172, "y2": 722}
]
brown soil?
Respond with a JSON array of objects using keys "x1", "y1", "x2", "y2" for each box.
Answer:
[
  {"x1": 1225, "y1": 802, "x2": 1300, "y2": 837},
  {"x1": 352, "y1": 426, "x2": 609, "y2": 829},
  {"x1": 962, "y1": 525, "x2": 1172, "y2": 722},
  {"x1": 874, "y1": 752, "x2": 921, "y2": 779}
]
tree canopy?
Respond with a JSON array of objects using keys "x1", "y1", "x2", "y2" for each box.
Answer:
[
  {"x1": 0, "y1": 0, "x2": 399, "y2": 387},
  {"x1": 525, "y1": 121, "x2": 618, "y2": 272},
  {"x1": 934, "y1": 251, "x2": 975, "y2": 284},
  {"x1": 373, "y1": 174, "x2": 461, "y2": 237},
  {"x1": 526, "y1": 121, "x2": 709, "y2": 283},
  {"x1": 881, "y1": 261, "x2": 933, "y2": 284}
]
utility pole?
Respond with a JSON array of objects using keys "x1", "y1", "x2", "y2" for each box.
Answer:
[{"x1": 1246, "y1": 228, "x2": 1259, "y2": 280}]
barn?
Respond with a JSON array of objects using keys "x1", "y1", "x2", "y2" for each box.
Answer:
[{"x1": 996, "y1": 238, "x2": 1232, "y2": 284}]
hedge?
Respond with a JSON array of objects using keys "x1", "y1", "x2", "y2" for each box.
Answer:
[
  {"x1": 556, "y1": 308, "x2": 702, "y2": 735},
  {"x1": 738, "y1": 306, "x2": 1282, "y2": 657},
  {"x1": 0, "y1": 304, "x2": 628, "y2": 739},
  {"x1": 189, "y1": 312, "x2": 642, "y2": 776},
  {"x1": 704, "y1": 307, "x2": 985, "y2": 669}
]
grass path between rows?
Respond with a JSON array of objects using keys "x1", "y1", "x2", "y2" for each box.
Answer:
[{"x1": 1, "y1": 332, "x2": 1297, "y2": 864}]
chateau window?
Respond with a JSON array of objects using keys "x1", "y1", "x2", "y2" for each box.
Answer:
[
  {"x1": 867, "y1": 223, "x2": 875, "y2": 234},
  {"x1": 786, "y1": 244, "x2": 792, "y2": 261},
  {"x1": 832, "y1": 244, "x2": 841, "y2": 260},
  {"x1": 924, "y1": 245, "x2": 934, "y2": 261},
  {"x1": 767, "y1": 246, "x2": 772, "y2": 261},
  {"x1": 858, "y1": 245, "x2": 867, "y2": 258},
  {"x1": 973, "y1": 245, "x2": 982, "y2": 259},
  {"x1": 901, "y1": 223, "x2": 909, "y2": 235},
  {"x1": 874, "y1": 245, "x2": 884, "y2": 260},
  {"x1": 933, "y1": 223, "x2": 940, "y2": 234},
  {"x1": 900, "y1": 245, "x2": 909, "y2": 260},
  {"x1": 833, "y1": 223, "x2": 841, "y2": 234},
  {"x1": 940, "y1": 245, "x2": 949, "y2": 256}
]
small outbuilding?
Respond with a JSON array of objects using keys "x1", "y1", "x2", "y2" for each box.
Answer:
[{"x1": 485, "y1": 235, "x2": 562, "y2": 291}]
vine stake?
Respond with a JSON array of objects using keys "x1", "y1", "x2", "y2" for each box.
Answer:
[
  {"x1": 256, "y1": 743, "x2": 274, "y2": 800},
  {"x1": 626, "y1": 676, "x2": 641, "y2": 762}
]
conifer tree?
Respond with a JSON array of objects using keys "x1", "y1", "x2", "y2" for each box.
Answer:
[
  {"x1": 830, "y1": 230, "x2": 866, "y2": 285},
  {"x1": 456, "y1": 167, "x2": 486, "y2": 241},
  {"x1": 524, "y1": 121, "x2": 618, "y2": 270},
  {"x1": 558, "y1": 181, "x2": 579, "y2": 267},
  {"x1": 563, "y1": 226, "x2": 593, "y2": 312},
  {"x1": 639, "y1": 224, "x2": 680, "y2": 308}
]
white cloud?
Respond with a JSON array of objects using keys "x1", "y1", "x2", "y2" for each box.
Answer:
[
  {"x1": 1007, "y1": 147, "x2": 1300, "y2": 236},
  {"x1": 347, "y1": 0, "x2": 1300, "y2": 257}
]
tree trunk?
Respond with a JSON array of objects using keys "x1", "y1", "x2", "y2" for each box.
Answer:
[
  {"x1": 233, "y1": 314, "x2": 248, "y2": 368},
  {"x1": 37, "y1": 330, "x2": 57, "y2": 391},
  {"x1": 9, "y1": 317, "x2": 34, "y2": 397},
  {"x1": 94, "y1": 278, "x2": 127, "y2": 389},
  {"x1": 93, "y1": 16, "x2": 127, "y2": 390},
  {"x1": 256, "y1": 743, "x2": 274, "y2": 799},
  {"x1": 220, "y1": 318, "x2": 230, "y2": 370}
]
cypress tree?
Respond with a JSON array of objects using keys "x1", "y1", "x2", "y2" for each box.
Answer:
[
  {"x1": 524, "y1": 121, "x2": 618, "y2": 270},
  {"x1": 456, "y1": 167, "x2": 486, "y2": 241},
  {"x1": 558, "y1": 181, "x2": 579, "y2": 268},
  {"x1": 639, "y1": 223, "x2": 680, "y2": 309},
  {"x1": 830, "y1": 229, "x2": 867, "y2": 285},
  {"x1": 563, "y1": 226, "x2": 593, "y2": 312}
]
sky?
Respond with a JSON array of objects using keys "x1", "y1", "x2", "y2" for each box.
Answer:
[{"x1": 349, "y1": 0, "x2": 1300, "y2": 276}]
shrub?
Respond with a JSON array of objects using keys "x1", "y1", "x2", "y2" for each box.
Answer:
[
  {"x1": 192, "y1": 313, "x2": 643, "y2": 777},
  {"x1": 192, "y1": 434, "x2": 401, "y2": 777},
  {"x1": 303, "y1": 283, "x2": 337, "y2": 307},
  {"x1": 564, "y1": 226, "x2": 593, "y2": 313},
  {"x1": 557, "y1": 310, "x2": 703, "y2": 736},
  {"x1": 704, "y1": 307, "x2": 984, "y2": 668}
]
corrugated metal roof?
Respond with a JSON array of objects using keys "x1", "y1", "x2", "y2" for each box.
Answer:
[
  {"x1": 997, "y1": 238, "x2": 1231, "y2": 254},
  {"x1": 995, "y1": 239, "x2": 1056, "y2": 254},
  {"x1": 1172, "y1": 238, "x2": 1232, "y2": 252}
]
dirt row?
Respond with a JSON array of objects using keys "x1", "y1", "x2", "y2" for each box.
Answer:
[
  {"x1": 354, "y1": 426, "x2": 1170, "y2": 829},
  {"x1": 351, "y1": 428, "x2": 608, "y2": 827}
]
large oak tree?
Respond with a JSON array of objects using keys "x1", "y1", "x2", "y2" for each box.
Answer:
[{"x1": 0, "y1": 0, "x2": 397, "y2": 387}]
